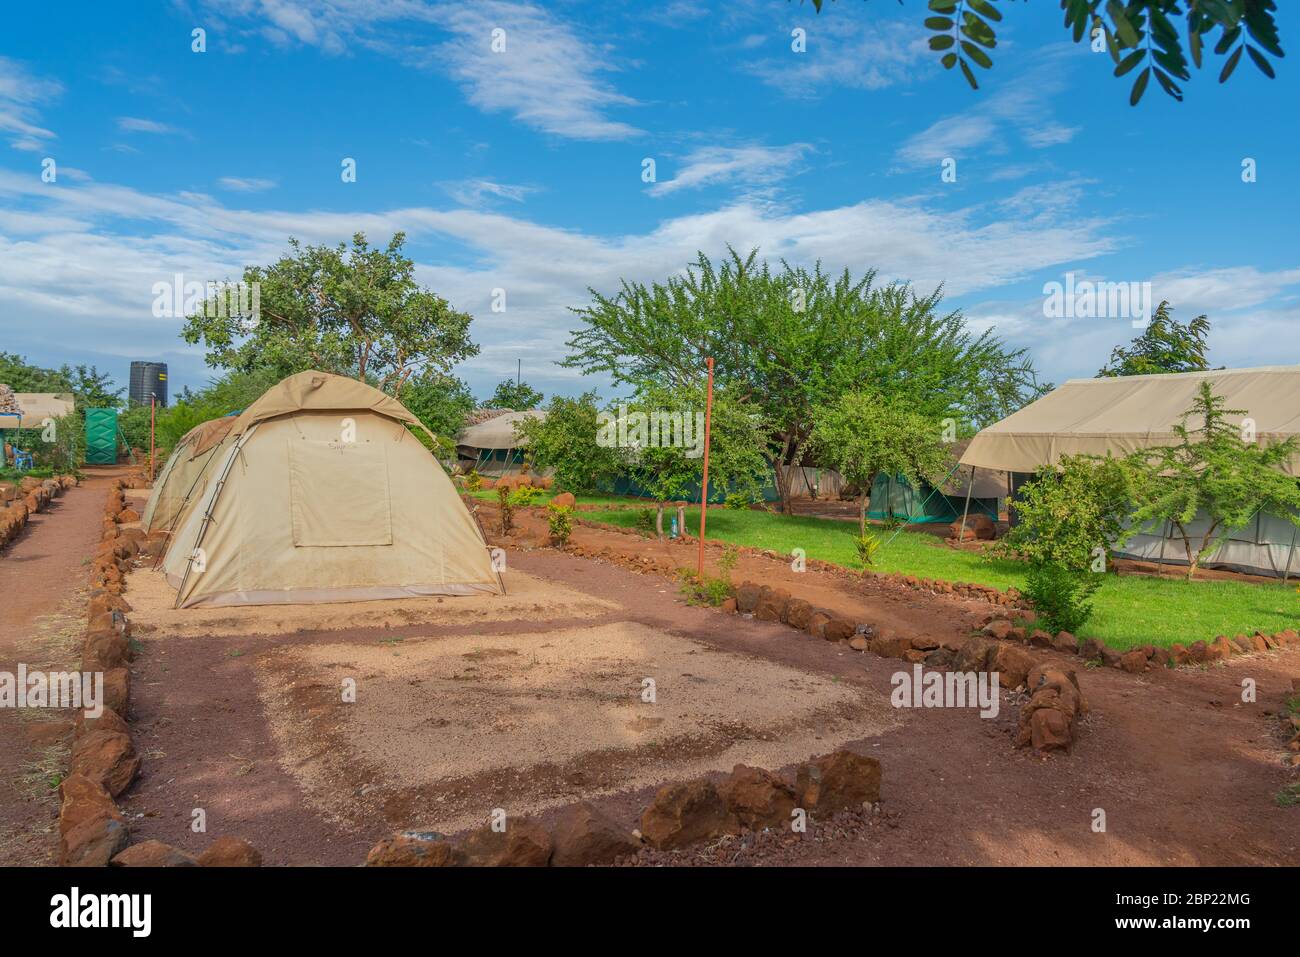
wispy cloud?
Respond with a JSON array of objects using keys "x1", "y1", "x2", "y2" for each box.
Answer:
[
  {"x1": 200, "y1": 0, "x2": 641, "y2": 140},
  {"x1": 650, "y1": 143, "x2": 813, "y2": 197},
  {"x1": 440, "y1": 178, "x2": 536, "y2": 207},
  {"x1": 0, "y1": 56, "x2": 62, "y2": 151},
  {"x1": 117, "y1": 116, "x2": 179, "y2": 135},
  {"x1": 217, "y1": 176, "x2": 278, "y2": 192},
  {"x1": 747, "y1": 18, "x2": 928, "y2": 95},
  {"x1": 895, "y1": 53, "x2": 1080, "y2": 168}
]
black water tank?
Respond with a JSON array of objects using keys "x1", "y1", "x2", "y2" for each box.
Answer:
[{"x1": 129, "y1": 361, "x2": 168, "y2": 407}]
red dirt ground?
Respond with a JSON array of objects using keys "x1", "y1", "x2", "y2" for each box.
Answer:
[
  {"x1": 0, "y1": 467, "x2": 133, "y2": 865},
  {"x1": 4, "y1": 490, "x2": 1297, "y2": 866}
]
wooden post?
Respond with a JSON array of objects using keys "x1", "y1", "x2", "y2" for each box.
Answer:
[{"x1": 696, "y1": 357, "x2": 715, "y2": 577}]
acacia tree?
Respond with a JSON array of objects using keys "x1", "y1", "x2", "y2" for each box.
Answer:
[
  {"x1": 1127, "y1": 381, "x2": 1300, "y2": 580},
  {"x1": 799, "y1": 1, "x2": 1283, "y2": 104},
  {"x1": 810, "y1": 391, "x2": 951, "y2": 534},
  {"x1": 565, "y1": 247, "x2": 1042, "y2": 515},
  {"x1": 1098, "y1": 301, "x2": 1212, "y2": 377},
  {"x1": 182, "y1": 232, "x2": 478, "y2": 398},
  {"x1": 485, "y1": 378, "x2": 544, "y2": 410}
]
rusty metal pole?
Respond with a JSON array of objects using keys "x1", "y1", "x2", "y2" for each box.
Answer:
[
  {"x1": 149, "y1": 394, "x2": 156, "y2": 478},
  {"x1": 696, "y1": 357, "x2": 715, "y2": 577}
]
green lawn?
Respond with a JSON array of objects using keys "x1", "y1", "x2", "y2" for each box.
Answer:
[{"x1": 576, "y1": 502, "x2": 1298, "y2": 652}]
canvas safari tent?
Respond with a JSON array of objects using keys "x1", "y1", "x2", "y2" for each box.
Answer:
[
  {"x1": 141, "y1": 415, "x2": 237, "y2": 532},
  {"x1": 960, "y1": 366, "x2": 1300, "y2": 578},
  {"x1": 455, "y1": 409, "x2": 546, "y2": 477},
  {"x1": 161, "y1": 371, "x2": 503, "y2": 608}
]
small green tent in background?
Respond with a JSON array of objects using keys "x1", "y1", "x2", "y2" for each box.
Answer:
[
  {"x1": 84, "y1": 408, "x2": 118, "y2": 464},
  {"x1": 867, "y1": 466, "x2": 1004, "y2": 525}
]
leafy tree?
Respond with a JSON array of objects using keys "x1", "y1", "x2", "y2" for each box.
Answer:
[
  {"x1": 1098, "y1": 301, "x2": 1212, "y2": 377},
  {"x1": 66, "y1": 366, "x2": 124, "y2": 408},
  {"x1": 485, "y1": 378, "x2": 543, "y2": 410},
  {"x1": 0, "y1": 353, "x2": 122, "y2": 409},
  {"x1": 182, "y1": 232, "x2": 479, "y2": 397},
  {"x1": 810, "y1": 390, "x2": 951, "y2": 534},
  {"x1": 401, "y1": 372, "x2": 477, "y2": 458},
  {"x1": 565, "y1": 248, "x2": 1041, "y2": 515},
  {"x1": 801, "y1": 0, "x2": 1283, "y2": 104},
  {"x1": 1126, "y1": 381, "x2": 1300, "y2": 580},
  {"x1": 515, "y1": 392, "x2": 627, "y2": 494},
  {"x1": 995, "y1": 454, "x2": 1133, "y2": 632}
]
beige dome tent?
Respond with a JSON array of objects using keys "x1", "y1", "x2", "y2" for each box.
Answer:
[
  {"x1": 162, "y1": 371, "x2": 502, "y2": 608},
  {"x1": 141, "y1": 416, "x2": 238, "y2": 533}
]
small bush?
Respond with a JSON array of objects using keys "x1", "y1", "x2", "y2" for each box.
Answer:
[
  {"x1": 464, "y1": 469, "x2": 483, "y2": 492},
  {"x1": 633, "y1": 507, "x2": 655, "y2": 536},
  {"x1": 853, "y1": 532, "x2": 881, "y2": 570},
  {"x1": 546, "y1": 502, "x2": 574, "y2": 548},
  {"x1": 677, "y1": 568, "x2": 733, "y2": 607},
  {"x1": 1022, "y1": 563, "x2": 1100, "y2": 634},
  {"x1": 509, "y1": 484, "x2": 545, "y2": 508}
]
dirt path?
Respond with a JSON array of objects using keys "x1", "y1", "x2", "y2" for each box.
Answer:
[
  {"x1": 0, "y1": 467, "x2": 131, "y2": 865},
  {"x1": 114, "y1": 508, "x2": 1298, "y2": 866}
]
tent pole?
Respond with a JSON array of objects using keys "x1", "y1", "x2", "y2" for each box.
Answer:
[{"x1": 957, "y1": 468, "x2": 975, "y2": 542}]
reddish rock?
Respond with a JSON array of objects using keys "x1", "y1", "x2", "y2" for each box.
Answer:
[
  {"x1": 549, "y1": 803, "x2": 640, "y2": 867},
  {"x1": 718, "y1": 765, "x2": 798, "y2": 830},
  {"x1": 58, "y1": 774, "x2": 123, "y2": 838},
  {"x1": 461, "y1": 817, "x2": 554, "y2": 866},
  {"x1": 365, "y1": 833, "x2": 462, "y2": 867},
  {"x1": 805, "y1": 611, "x2": 831, "y2": 640},
  {"x1": 796, "y1": 749, "x2": 882, "y2": 815},
  {"x1": 735, "y1": 583, "x2": 762, "y2": 614},
  {"x1": 76, "y1": 707, "x2": 129, "y2": 736},
  {"x1": 1119, "y1": 649, "x2": 1148, "y2": 674},
  {"x1": 1207, "y1": 635, "x2": 1234, "y2": 663},
  {"x1": 117, "y1": 507, "x2": 141, "y2": 523},
  {"x1": 1028, "y1": 629, "x2": 1053, "y2": 648},
  {"x1": 1052, "y1": 632, "x2": 1079, "y2": 654},
  {"x1": 867, "y1": 633, "x2": 912, "y2": 659},
  {"x1": 550, "y1": 491, "x2": 576, "y2": 508},
  {"x1": 111, "y1": 840, "x2": 198, "y2": 867},
  {"x1": 101, "y1": 668, "x2": 129, "y2": 715},
  {"x1": 754, "y1": 587, "x2": 791, "y2": 622},
  {"x1": 197, "y1": 836, "x2": 263, "y2": 867},
  {"x1": 954, "y1": 637, "x2": 994, "y2": 673},
  {"x1": 983, "y1": 619, "x2": 1013, "y2": 640},
  {"x1": 847, "y1": 636, "x2": 868, "y2": 651},
  {"x1": 70, "y1": 730, "x2": 140, "y2": 797},
  {"x1": 61, "y1": 816, "x2": 130, "y2": 867},
  {"x1": 990, "y1": 642, "x2": 1037, "y2": 688},
  {"x1": 640, "y1": 780, "x2": 738, "y2": 850},
  {"x1": 784, "y1": 598, "x2": 814, "y2": 630},
  {"x1": 822, "y1": 618, "x2": 855, "y2": 643},
  {"x1": 720, "y1": 597, "x2": 738, "y2": 614},
  {"x1": 910, "y1": 636, "x2": 940, "y2": 651}
]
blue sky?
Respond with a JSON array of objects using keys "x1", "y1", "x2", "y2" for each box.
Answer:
[{"x1": 2, "y1": 0, "x2": 1297, "y2": 402}]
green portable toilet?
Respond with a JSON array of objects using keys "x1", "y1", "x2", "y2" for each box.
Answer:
[{"x1": 84, "y1": 408, "x2": 119, "y2": 465}]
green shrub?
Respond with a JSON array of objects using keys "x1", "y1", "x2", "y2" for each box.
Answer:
[
  {"x1": 853, "y1": 532, "x2": 881, "y2": 570},
  {"x1": 1023, "y1": 564, "x2": 1101, "y2": 634},
  {"x1": 508, "y1": 484, "x2": 544, "y2": 508},
  {"x1": 464, "y1": 469, "x2": 483, "y2": 492},
  {"x1": 633, "y1": 507, "x2": 655, "y2": 536},
  {"x1": 546, "y1": 502, "x2": 574, "y2": 548},
  {"x1": 676, "y1": 568, "x2": 733, "y2": 607}
]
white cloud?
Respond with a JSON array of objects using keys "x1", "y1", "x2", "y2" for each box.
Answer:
[
  {"x1": 440, "y1": 178, "x2": 536, "y2": 206},
  {"x1": 117, "y1": 116, "x2": 178, "y2": 135},
  {"x1": 0, "y1": 165, "x2": 1127, "y2": 395},
  {"x1": 200, "y1": 0, "x2": 641, "y2": 140},
  {"x1": 218, "y1": 176, "x2": 278, "y2": 192},
  {"x1": 0, "y1": 57, "x2": 61, "y2": 150},
  {"x1": 748, "y1": 18, "x2": 929, "y2": 94},
  {"x1": 895, "y1": 52, "x2": 1080, "y2": 168},
  {"x1": 650, "y1": 143, "x2": 813, "y2": 197}
]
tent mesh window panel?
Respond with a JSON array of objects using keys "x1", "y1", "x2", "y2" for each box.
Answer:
[{"x1": 84, "y1": 408, "x2": 118, "y2": 464}]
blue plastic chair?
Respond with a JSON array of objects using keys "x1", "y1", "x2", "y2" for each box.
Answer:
[{"x1": 13, "y1": 446, "x2": 33, "y2": 470}]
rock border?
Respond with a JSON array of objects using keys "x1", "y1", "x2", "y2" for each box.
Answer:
[
  {"x1": 57, "y1": 474, "x2": 263, "y2": 868},
  {"x1": 365, "y1": 748, "x2": 882, "y2": 867},
  {"x1": 0, "y1": 474, "x2": 77, "y2": 550}
]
